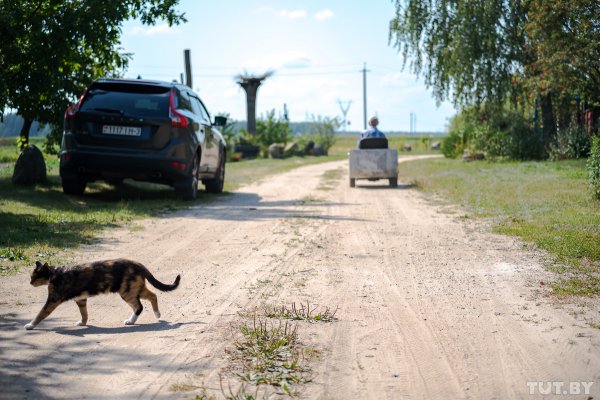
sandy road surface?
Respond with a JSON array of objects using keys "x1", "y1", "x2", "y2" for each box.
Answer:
[{"x1": 1, "y1": 156, "x2": 599, "y2": 399}]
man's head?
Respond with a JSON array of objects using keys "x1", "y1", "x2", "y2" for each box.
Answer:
[{"x1": 368, "y1": 116, "x2": 379, "y2": 127}]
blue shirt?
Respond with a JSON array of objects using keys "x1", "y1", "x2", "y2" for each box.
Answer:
[{"x1": 360, "y1": 127, "x2": 385, "y2": 139}]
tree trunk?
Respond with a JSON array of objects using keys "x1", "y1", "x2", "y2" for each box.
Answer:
[
  {"x1": 238, "y1": 76, "x2": 269, "y2": 136},
  {"x1": 240, "y1": 81, "x2": 261, "y2": 136},
  {"x1": 540, "y1": 93, "x2": 556, "y2": 147},
  {"x1": 245, "y1": 85, "x2": 257, "y2": 135},
  {"x1": 19, "y1": 117, "x2": 33, "y2": 150}
]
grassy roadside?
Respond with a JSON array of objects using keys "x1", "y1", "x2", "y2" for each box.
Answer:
[
  {"x1": 398, "y1": 157, "x2": 600, "y2": 295},
  {"x1": 0, "y1": 134, "x2": 439, "y2": 274}
]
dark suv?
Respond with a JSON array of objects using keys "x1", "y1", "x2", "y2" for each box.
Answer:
[{"x1": 60, "y1": 78, "x2": 227, "y2": 199}]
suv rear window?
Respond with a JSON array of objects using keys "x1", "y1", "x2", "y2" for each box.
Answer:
[{"x1": 80, "y1": 82, "x2": 171, "y2": 118}]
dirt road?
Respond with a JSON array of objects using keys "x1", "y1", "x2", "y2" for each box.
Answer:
[{"x1": 1, "y1": 156, "x2": 599, "y2": 399}]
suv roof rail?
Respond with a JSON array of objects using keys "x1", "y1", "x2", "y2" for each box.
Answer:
[{"x1": 95, "y1": 77, "x2": 180, "y2": 88}]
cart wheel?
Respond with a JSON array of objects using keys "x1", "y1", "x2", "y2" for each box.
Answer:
[
  {"x1": 350, "y1": 178, "x2": 356, "y2": 188},
  {"x1": 389, "y1": 178, "x2": 398, "y2": 188}
]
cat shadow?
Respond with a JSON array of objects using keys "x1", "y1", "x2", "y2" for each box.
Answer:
[{"x1": 54, "y1": 320, "x2": 204, "y2": 337}]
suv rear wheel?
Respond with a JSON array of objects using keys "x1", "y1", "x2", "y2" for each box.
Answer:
[
  {"x1": 175, "y1": 155, "x2": 199, "y2": 200},
  {"x1": 204, "y1": 152, "x2": 225, "y2": 194}
]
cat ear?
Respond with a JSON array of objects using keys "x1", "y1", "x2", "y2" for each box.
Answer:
[
  {"x1": 35, "y1": 261, "x2": 43, "y2": 268},
  {"x1": 43, "y1": 262, "x2": 49, "y2": 268}
]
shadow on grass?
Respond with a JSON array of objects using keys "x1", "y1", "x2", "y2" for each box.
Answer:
[
  {"x1": 0, "y1": 175, "x2": 192, "y2": 212},
  {"x1": 0, "y1": 211, "x2": 117, "y2": 248},
  {"x1": 0, "y1": 175, "x2": 228, "y2": 250}
]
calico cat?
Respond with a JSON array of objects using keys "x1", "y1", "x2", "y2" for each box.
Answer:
[{"x1": 25, "y1": 258, "x2": 181, "y2": 330}]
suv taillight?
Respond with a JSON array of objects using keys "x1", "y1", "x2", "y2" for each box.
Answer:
[
  {"x1": 169, "y1": 89, "x2": 189, "y2": 128},
  {"x1": 64, "y1": 91, "x2": 87, "y2": 120}
]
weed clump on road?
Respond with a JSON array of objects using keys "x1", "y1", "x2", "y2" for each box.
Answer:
[
  {"x1": 225, "y1": 316, "x2": 311, "y2": 397},
  {"x1": 264, "y1": 301, "x2": 338, "y2": 323}
]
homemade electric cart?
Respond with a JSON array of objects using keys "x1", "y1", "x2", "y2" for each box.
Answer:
[{"x1": 348, "y1": 137, "x2": 398, "y2": 188}]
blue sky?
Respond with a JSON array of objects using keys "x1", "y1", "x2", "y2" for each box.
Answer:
[{"x1": 121, "y1": 1, "x2": 455, "y2": 132}]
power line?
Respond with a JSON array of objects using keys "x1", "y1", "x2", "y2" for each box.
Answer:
[
  {"x1": 131, "y1": 70, "x2": 365, "y2": 79},
  {"x1": 126, "y1": 63, "x2": 399, "y2": 79}
]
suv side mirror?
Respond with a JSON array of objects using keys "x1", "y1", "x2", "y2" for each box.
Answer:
[{"x1": 213, "y1": 116, "x2": 227, "y2": 127}]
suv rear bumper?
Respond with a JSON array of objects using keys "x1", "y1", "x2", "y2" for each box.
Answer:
[{"x1": 59, "y1": 149, "x2": 189, "y2": 185}]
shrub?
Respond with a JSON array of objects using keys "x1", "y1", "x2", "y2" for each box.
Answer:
[
  {"x1": 548, "y1": 124, "x2": 591, "y2": 161},
  {"x1": 442, "y1": 107, "x2": 479, "y2": 158},
  {"x1": 588, "y1": 136, "x2": 600, "y2": 199},
  {"x1": 255, "y1": 109, "x2": 291, "y2": 152},
  {"x1": 441, "y1": 131, "x2": 465, "y2": 158},
  {"x1": 480, "y1": 112, "x2": 545, "y2": 160},
  {"x1": 231, "y1": 129, "x2": 257, "y2": 146},
  {"x1": 309, "y1": 115, "x2": 339, "y2": 153},
  {"x1": 297, "y1": 115, "x2": 340, "y2": 155},
  {"x1": 443, "y1": 104, "x2": 545, "y2": 160}
]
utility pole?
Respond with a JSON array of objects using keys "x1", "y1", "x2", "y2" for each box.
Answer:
[
  {"x1": 184, "y1": 49, "x2": 192, "y2": 89},
  {"x1": 362, "y1": 63, "x2": 369, "y2": 130}
]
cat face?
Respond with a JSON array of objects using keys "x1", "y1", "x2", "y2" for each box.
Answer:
[{"x1": 30, "y1": 261, "x2": 51, "y2": 286}]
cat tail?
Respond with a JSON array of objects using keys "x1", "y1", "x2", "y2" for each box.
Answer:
[{"x1": 145, "y1": 271, "x2": 181, "y2": 292}]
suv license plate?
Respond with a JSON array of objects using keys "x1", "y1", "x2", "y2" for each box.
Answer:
[{"x1": 102, "y1": 125, "x2": 142, "y2": 136}]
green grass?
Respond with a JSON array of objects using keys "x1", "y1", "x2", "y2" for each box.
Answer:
[
  {"x1": 226, "y1": 317, "x2": 310, "y2": 396},
  {"x1": 398, "y1": 158, "x2": 600, "y2": 295},
  {"x1": 263, "y1": 302, "x2": 339, "y2": 323},
  {"x1": 0, "y1": 137, "x2": 46, "y2": 163}
]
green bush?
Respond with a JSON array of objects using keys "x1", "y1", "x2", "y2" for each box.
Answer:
[
  {"x1": 231, "y1": 129, "x2": 257, "y2": 146},
  {"x1": 548, "y1": 125, "x2": 591, "y2": 161},
  {"x1": 480, "y1": 112, "x2": 544, "y2": 160},
  {"x1": 296, "y1": 115, "x2": 340, "y2": 155},
  {"x1": 255, "y1": 109, "x2": 291, "y2": 152},
  {"x1": 443, "y1": 104, "x2": 545, "y2": 160},
  {"x1": 588, "y1": 136, "x2": 600, "y2": 199},
  {"x1": 441, "y1": 131, "x2": 465, "y2": 158},
  {"x1": 309, "y1": 115, "x2": 339, "y2": 153}
]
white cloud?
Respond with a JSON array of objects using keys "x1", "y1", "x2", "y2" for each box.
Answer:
[
  {"x1": 315, "y1": 9, "x2": 334, "y2": 21},
  {"x1": 129, "y1": 23, "x2": 180, "y2": 36},
  {"x1": 280, "y1": 9, "x2": 307, "y2": 19}
]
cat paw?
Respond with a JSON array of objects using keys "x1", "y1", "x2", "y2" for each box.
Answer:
[
  {"x1": 76, "y1": 320, "x2": 87, "y2": 326},
  {"x1": 124, "y1": 319, "x2": 135, "y2": 325},
  {"x1": 154, "y1": 311, "x2": 161, "y2": 319},
  {"x1": 24, "y1": 323, "x2": 35, "y2": 330}
]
